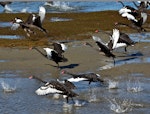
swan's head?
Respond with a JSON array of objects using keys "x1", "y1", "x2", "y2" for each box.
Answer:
[
  {"x1": 14, "y1": 17, "x2": 23, "y2": 23},
  {"x1": 29, "y1": 75, "x2": 34, "y2": 79},
  {"x1": 29, "y1": 46, "x2": 36, "y2": 50},
  {"x1": 61, "y1": 70, "x2": 67, "y2": 74},
  {"x1": 95, "y1": 29, "x2": 99, "y2": 33}
]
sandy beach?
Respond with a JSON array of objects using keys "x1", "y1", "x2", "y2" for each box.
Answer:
[{"x1": 0, "y1": 36, "x2": 150, "y2": 80}]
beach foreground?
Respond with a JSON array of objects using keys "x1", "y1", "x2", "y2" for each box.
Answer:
[{"x1": 0, "y1": 37, "x2": 150, "y2": 78}]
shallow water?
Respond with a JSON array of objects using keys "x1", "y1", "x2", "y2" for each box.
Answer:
[
  {"x1": 0, "y1": 66, "x2": 149, "y2": 114},
  {"x1": 129, "y1": 32, "x2": 150, "y2": 43},
  {"x1": 50, "y1": 17, "x2": 73, "y2": 22},
  {"x1": 0, "y1": 21, "x2": 12, "y2": 27},
  {"x1": 0, "y1": 35, "x2": 24, "y2": 39},
  {"x1": 0, "y1": 1, "x2": 137, "y2": 13},
  {"x1": 99, "y1": 55, "x2": 150, "y2": 71}
]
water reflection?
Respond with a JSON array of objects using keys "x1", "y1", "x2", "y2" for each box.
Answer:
[
  {"x1": 0, "y1": 60, "x2": 9, "y2": 62},
  {"x1": 129, "y1": 32, "x2": 150, "y2": 42},
  {"x1": 50, "y1": 17, "x2": 73, "y2": 22},
  {"x1": 0, "y1": 35, "x2": 24, "y2": 39},
  {"x1": 0, "y1": 21, "x2": 12, "y2": 27},
  {"x1": 99, "y1": 56, "x2": 150, "y2": 71}
]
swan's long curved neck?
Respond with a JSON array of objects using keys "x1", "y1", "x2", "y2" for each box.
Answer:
[
  {"x1": 132, "y1": 1, "x2": 138, "y2": 8},
  {"x1": 118, "y1": 1, "x2": 125, "y2": 7},
  {"x1": 98, "y1": 30, "x2": 112, "y2": 36},
  {"x1": 33, "y1": 47, "x2": 47, "y2": 58},
  {"x1": 32, "y1": 76, "x2": 47, "y2": 84}
]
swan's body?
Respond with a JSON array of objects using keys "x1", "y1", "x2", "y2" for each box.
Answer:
[
  {"x1": 92, "y1": 36, "x2": 116, "y2": 58},
  {"x1": 43, "y1": 47, "x2": 68, "y2": 67},
  {"x1": 29, "y1": 75, "x2": 77, "y2": 103},
  {"x1": 30, "y1": 46, "x2": 68, "y2": 68},
  {"x1": 52, "y1": 42, "x2": 68, "y2": 56},
  {"x1": 62, "y1": 70, "x2": 104, "y2": 84}
]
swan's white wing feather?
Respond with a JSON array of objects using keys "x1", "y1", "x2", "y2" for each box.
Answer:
[
  {"x1": 43, "y1": 48, "x2": 54, "y2": 59},
  {"x1": 115, "y1": 43, "x2": 127, "y2": 48},
  {"x1": 121, "y1": 13, "x2": 138, "y2": 22},
  {"x1": 112, "y1": 29, "x2": 120, "y2": 49},
  {"x1": 60, "y1": 43, "x2": 67, "y2": 51},
  {"x1": 141, "y1": 12, "x2": 147, "y2": 24},
  {"x1": 92, "y1": 36, "x2": 102, "y2": 42},
  {"x1": 39, "y1": 6, "x2": 46, "y2": 23},
  {"x1": 119, "y1": 7, "x2": 131, "y2": 14},
  {"x1": 67, "y1": 77, "x2": 87, "y2": 82},
  {"x1": 35, "y1": 85, "x2": 63, "y2": 95},
  {"x1": 92, "y1": 36, "x2": 106, "y2": 45}
]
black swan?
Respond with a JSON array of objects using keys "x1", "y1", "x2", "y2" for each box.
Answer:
[
  {"x1": 11, "y1": 6, "x2": 47, "y2": 37},
  {"x1": 29, "y1": 75, "x2": 78, "y2": 103},
  {"x1": 30, "y1": 47, "x2": 68, "y2": 68},
  {"x1": 61, "y1": 70, "x2": 104, "y2": 85},
  {"x1": 95, "y1": 29, "x2": 136, "y2": 52}
]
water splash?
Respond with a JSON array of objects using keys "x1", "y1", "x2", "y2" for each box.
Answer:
[
  {"x1": 45, "y1": 1, "x2": 75, "y2": 12},
  {"x1": 1, "y1": 81, "x2": 16, "y2": 93},
  {"x1": 127, "y1": 79, "x2": 143, "y2": 93},
  {"x1": 53, "y1": 93, "x2": 60, "y2": 99},
  {"x1": 74, "y1": 100, "x2": 87, "y2": 107},
  {"x1": 87, "y1": 88, "x2": 99, "y2": 102},
  {"x1": 98, "y1": 63, "x2": 114, "y2": 70},
  {"x1": 107, "y1": 98, "x2": 132, "y2": 113},
  {"x1": 108, "y1": 80, "x2": 119, "y2": 89},
  {"x1": 62, "y1": 102, "x2": 73, "y2": 113},
  {"x1": 107, "y1": 98, "x2": 144, "y2": 113}
]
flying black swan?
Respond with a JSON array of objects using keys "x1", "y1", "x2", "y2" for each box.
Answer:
[
  {"x1": 118, "y1": 1, "x2": 136, "y2": 11},
  {"x1": 61, "y1": 70, "x2": 104, "y2": 85},
  {"x1": 30, "y1": 47, "x2": 68, "y2": 68},
  {"x1": 132, "y1": 1, "x2": 150, "y2": 11},
  {"x1": 95, "y1": 29, "x2": 136, "y2": 52},
  {"x1": 0, "y1": 2, "x2": 12, "y2": 12},
  {"x1": 29, "y1": 75, "x2": 78, "y2": 103},
  {"x1": 11, "y1": 6, "x2": 47, "y2": 37}
]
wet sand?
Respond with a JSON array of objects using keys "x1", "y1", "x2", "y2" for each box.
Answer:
[{"x1": 0, "y1": 35, "x2": 150, "y2": 80}]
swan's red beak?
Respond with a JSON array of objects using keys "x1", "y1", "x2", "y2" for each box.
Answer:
[
  {"x1": 61, "y1": 70, "x2": 65, "y2": 74},
  {"x1": 114, "y1": 22, "x2": 118, "y2": 25},
  {"x1": 29, "y1": 76, "x2": 33, "y2": 79},
  {"x1": 95, "y1": 29, "x2": 99, "y2": 33},
  {"x1": 29, "y1": 47, "x2": 32, "y2": 50}
]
